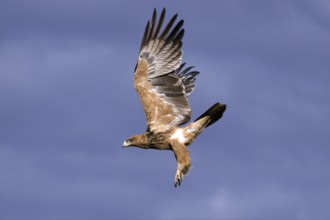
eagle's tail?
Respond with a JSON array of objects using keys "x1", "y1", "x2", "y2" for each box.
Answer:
[{"x1": 194, "y1": 102, "x2": 226, "y2": 128}]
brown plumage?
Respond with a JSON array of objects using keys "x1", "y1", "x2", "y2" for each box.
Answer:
[{"x1": 123, "y1": 8, "x2": 227, "y2": 187}]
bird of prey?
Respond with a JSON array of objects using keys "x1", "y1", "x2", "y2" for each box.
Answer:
[{"x1": 123, "y1": 8, "x2": 226, "y2": 187}]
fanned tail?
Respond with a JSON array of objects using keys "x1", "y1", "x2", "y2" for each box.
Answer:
[{"x1": 194, "y1": 102, "x2": 226, "y2": 128}]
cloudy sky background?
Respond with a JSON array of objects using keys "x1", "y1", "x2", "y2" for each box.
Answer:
[{"x1": 1, "y1": 0, "x2": 330, "y2": 219}]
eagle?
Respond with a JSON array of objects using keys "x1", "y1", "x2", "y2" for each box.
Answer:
[{"x1": 123, "y1": 8, "x2": 227, "y2": 187}]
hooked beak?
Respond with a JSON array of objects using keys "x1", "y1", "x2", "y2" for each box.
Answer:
[{"x1": 122, "y1": 140, "x2": 130, "y2": 147}]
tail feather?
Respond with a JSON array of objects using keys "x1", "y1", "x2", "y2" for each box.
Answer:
[{"x1": 194, "y1": 102, "x2": 226, "y2": 128}]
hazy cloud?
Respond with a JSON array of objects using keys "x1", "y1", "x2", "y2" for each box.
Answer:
[{"x1": 0, "y1": 0, "x2": 329, "y2": 219}]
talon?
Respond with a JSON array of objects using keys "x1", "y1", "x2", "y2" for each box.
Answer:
[{"x1": 174, "y1": 170, "x2": 184, "y2": 188}]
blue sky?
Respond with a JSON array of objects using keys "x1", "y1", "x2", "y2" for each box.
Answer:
[{"x1": 1, "y1": 0, "x2": 330, "y2": 219}]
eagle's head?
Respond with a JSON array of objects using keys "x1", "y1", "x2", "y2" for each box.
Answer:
[{"x1": 122, "y1": 134, "x2": 148, "y2": 149}]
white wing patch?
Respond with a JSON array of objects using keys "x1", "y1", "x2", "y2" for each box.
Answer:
[{"x1": 170, "y1": 128, "x2": 187, "y2": 144}]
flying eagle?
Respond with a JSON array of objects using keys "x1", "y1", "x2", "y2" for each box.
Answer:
[{"x1": 123, "y1": 8, "x2": 226, "y2": 187}]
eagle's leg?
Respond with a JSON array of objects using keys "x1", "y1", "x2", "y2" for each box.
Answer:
[{"x1": 171, "y1": 140, "x2": 191, "y2": 187}]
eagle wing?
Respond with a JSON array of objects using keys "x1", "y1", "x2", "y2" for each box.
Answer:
[{"x1": 134, "y1": 8, "x2": 199, "y2": 133}]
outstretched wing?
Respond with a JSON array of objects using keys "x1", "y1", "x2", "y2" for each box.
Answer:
[{"x1": 134, "y1": 8, "x2": 199, "y2": 133}]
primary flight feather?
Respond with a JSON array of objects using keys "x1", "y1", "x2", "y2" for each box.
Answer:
[{"x1": 123, "y1": 8, "x2": 227, "y2": 187}]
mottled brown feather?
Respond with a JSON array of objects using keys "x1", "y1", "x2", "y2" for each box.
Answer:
[{"x1": 134, "y1": 59, "x2": 180, "y2": 132}]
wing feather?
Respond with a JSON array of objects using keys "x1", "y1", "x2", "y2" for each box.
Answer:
[
  {"x1": 153, "y1": 9, "x2": 165, "y2": 39},
  {"x1": 159, "y1": 12, "x2": 178, "y2": 39},
  {"x1": 134, "y1": 8, "x2": 199, "y2": 132}
]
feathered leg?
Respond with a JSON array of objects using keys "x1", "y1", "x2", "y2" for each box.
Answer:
[{"x1": 171, "y1": 139, "x2": 191, "y2": 187}]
